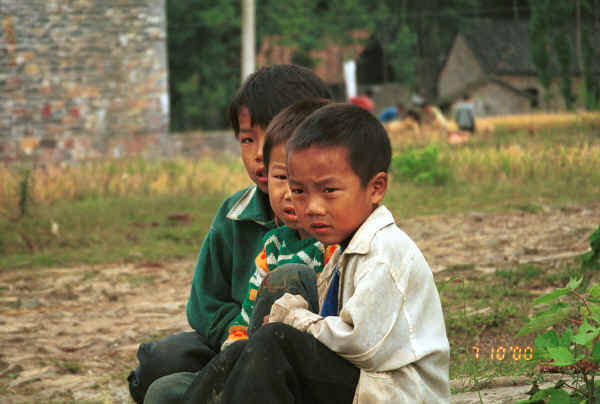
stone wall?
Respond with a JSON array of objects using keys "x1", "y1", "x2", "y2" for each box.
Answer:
[{"x1": 0, "y1": 0, "x2": 169, "y2": 164}]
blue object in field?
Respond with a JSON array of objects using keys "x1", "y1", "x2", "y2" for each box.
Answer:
[{"x1": 379, "y1": 107, "x2": 398, "y2": 123}]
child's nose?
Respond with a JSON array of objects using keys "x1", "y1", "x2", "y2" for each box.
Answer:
[
  {"x1": 256, "y1": 138, "x2": 265, "y2": 162},
  {"x1": 306, "y1": 196, "x2": 325, "y2": 215}
]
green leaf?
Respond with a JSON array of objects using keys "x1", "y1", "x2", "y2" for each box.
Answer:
[
  {"x1": 513, "y1": 388, "x2": 553, "y2": 403},
  {"x1": 531, "y1": 389, "x2": 554, "y2": 400},
  {"x1": 573, "y1": 321, "x2": 600, "y2": 346},
  {"x1": 536, "y1": 330, "x2": 560, "y2": 350},
  {"x1": 559, "y1": 328, "x2": 573, "y2": 348},
  {"x1": 518, "y1": 304, "x2": 573, "y2": 337},
  {"x1": 587, "y1": 283, "x2": 600, "y2": 299},
  {"x1": 547, "y1": 388, "x2": 571, "y2": 404},
  {"x1": 547, "y1": 346, "x2": 575, "y2": 367},
  {"x1": 588, "y1": 302, "x2": 600, "y2": 323},
  {"x1": 591, "y1": 341, "x2": 600, "y2": 360},
  {"x1": 566, "y1": 277, "x2": 583, "y2": 291},
  {"x1": 533, "y1": 288, "x2": 570, "y2": 305}
]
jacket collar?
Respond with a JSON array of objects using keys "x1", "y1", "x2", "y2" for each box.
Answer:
[
  {"x1": 226, "y1": 185, "x2": 274, "y2": 226},
  {"x1": 344, "y1": 205, "x2": 395, "y2": 255}
]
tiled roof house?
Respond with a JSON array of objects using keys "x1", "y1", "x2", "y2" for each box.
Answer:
[{"x1": 438, "y1": 19, "x2": 599, "y2": 115}]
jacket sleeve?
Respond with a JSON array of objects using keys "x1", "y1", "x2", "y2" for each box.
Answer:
[
  {"x1": 186, "y1": 214, "x2": 237, "y2": 351},
  {"x1": 221, "y1": 247, "x2": 270, "y2": 350}
]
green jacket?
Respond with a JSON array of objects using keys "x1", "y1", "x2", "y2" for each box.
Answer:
[{"x1": 186, "y1": 185, "x2": 276, "y2": 350}]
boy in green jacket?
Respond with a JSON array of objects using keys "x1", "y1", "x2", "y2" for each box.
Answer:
[{"x1": 127, "y1": 64, "x2": 332, "y2": 403}]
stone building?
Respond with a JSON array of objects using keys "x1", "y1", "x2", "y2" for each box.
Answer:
[
  {"x1": 438, "y1": 19, "x2": 598, "y2": 116},
  {"x1": 0, "y1": 0, "x2": 169, "y2": 164}
]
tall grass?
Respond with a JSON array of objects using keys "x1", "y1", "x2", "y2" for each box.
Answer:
[
  {"x1": 444, "y1": 143, "x2": 600, "y2": 184},
  {"x1": 1, "y1": 123, "x2": 598, "y2": 269},
  {"x1": 478, "y1": 111, "x2": 600, "y2": 132},
  {"x1": 0, "y1": 157, "x2": 251, "y2": 218}
]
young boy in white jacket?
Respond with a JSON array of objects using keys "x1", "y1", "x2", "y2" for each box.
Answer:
[{"x1": 213, "y1": 103, "x2": 450, "y2": 404}]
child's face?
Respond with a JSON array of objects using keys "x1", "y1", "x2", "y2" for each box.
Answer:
[
  {"x1": 288, "y1": 145, "x2": 387, "y2": 245},
  {"x1": 238, "y1": 107, "x2": 268, "y2": 193},
  {"x1": 267, "y1": 143, "x2": 307, "y2": 238}
]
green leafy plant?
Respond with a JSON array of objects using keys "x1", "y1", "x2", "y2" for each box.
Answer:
[
  {"x1": 582, "y1": 226, "x2": 600, "y2": 271},
  {"x1": 516, "y1": 225, "x2": 600, "y2": 403},
  {"x1": 392, "y1": 144, "x2": 451, "y2": 185}
]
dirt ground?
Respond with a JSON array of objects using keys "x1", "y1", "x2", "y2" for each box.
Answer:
[{"x1": 1, "y1": 201, "x2": 599, "y2": 403}]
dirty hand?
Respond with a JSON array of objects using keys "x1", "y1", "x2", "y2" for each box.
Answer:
[{"x1": 268, "y1": 293, "x2": 308, "y2": 324}]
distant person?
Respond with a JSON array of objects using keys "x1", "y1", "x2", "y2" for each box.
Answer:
[
  {"x1": 378, "y1": 103, "x2": 406, "y2": 123},
  {"x1": 406, "y1": 108, "x2": 421, "y2": 125},
  {"x1": 411, "y1": 87, "x2": 425, "y2": 109},
  {"x1": 454, "y1": 94, "x2": 476, "y2": 133},
  {"x1": 349, "y1": 87, "x2": 375, "y2": 113}
]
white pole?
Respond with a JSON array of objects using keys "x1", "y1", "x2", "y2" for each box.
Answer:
[
  {"x1": 241, "y1": 0, "x2": 255, "y2": 82},
  {"x1": 344, "y1": 60, "x2": 357, "y2": 99}
]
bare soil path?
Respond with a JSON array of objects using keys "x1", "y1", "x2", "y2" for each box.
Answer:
[{"x1": 1, "y1": 202, "x2": 599, "y2": 403}]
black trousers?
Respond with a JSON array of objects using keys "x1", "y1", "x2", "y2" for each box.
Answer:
[
  {"x1": 127, "y1": 331, "x2": 215, "y2": 403},
  {"x1": 183, "y1": 264, "x2": 359, "y2": 404},
  {"x1": 184, "y1": 323, "x2": 359, "y2": 404},
  {"x1": 128, "y1": 263, "x2": 319, "y2": 403}
]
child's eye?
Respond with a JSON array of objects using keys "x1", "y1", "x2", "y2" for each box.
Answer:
[
  {"x1": 290, "y1": 188, "x2": 303, "y2": 194},
  {"x1": 324, "y1": 188, "x2": 337, "y2": 193},
  {"x1": 274, "y1": 175, "x2": 287, "y2": 180},
  {"x1": 240, "y1": 137, "x2": 253, "y2": 144}
]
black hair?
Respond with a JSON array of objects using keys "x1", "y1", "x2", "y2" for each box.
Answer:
[
  {"x1": 263, "y1": 98, "x2": 331, "y2": 174},
  {"x1": 287, "y1": 103, "x2": 391, "y2": 187},
  {"x1": 229, "y1": 64, "x2": 332, "y2": 137}
]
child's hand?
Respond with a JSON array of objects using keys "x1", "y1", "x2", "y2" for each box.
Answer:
[
  {"x1": 263, "y1": 315, "x2": 269, "y2": 325},
  {"x1": 269, "y1": 293, "x2": 309, "y2": 323},
  {"x1": 268, "y1": 293, "x2": 321, "y2": 332}
]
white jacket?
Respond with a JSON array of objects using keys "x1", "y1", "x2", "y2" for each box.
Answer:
[{"x1": 269, "y1": 205, "x2": 450, "y2": 403}]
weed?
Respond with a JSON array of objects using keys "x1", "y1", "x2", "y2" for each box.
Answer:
[
  {"x1": 516, "y1": 229, "x2": 600, "y2": 403},
  {"x1": 121, "y1": 274, "x2": 156, "y2": 288},
  {"x1": 511, "y1": 203, "x2": 543, "y2": 214},
  {"x1": 81, "y1": 270, "x2": 100, "y2": 282},
  {"x1": 496, "y1": 264, "x2": 544, "y2": 287},
  {"x1": 392, "y1": 144, "x2": 452, "y2": 185},
  {"x1": 18, "y1": 168, "x2": 31, "y2": 218},
  {"x1": 582, "y1": 225, "x2": 600, "y2": 271},
  {"x1": 54, "y1": 360, "x2": 82, "y2": 374}
]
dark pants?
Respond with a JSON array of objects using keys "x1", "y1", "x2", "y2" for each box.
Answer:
[
  {"x1": 128, "y1": 331, "x2": 216, "y2": 403},
  {"x1": 186, "y1": 323, "x2": 360, "y2": 404},
  {"x1": 182, "y1": 263, "x2": 359, "y2": 404},
  {"x1": 459, "y1": 124, "x2": 475, "y2": 133}
]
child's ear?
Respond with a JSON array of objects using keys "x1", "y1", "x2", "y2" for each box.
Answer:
[{"x1": 368, "y1": 172, "x2": 388, "y2": 205}]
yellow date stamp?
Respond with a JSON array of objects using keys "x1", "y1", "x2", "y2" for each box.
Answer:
[{"x1": 472, "y1": 345, "x2": 534, "y2": 361}]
